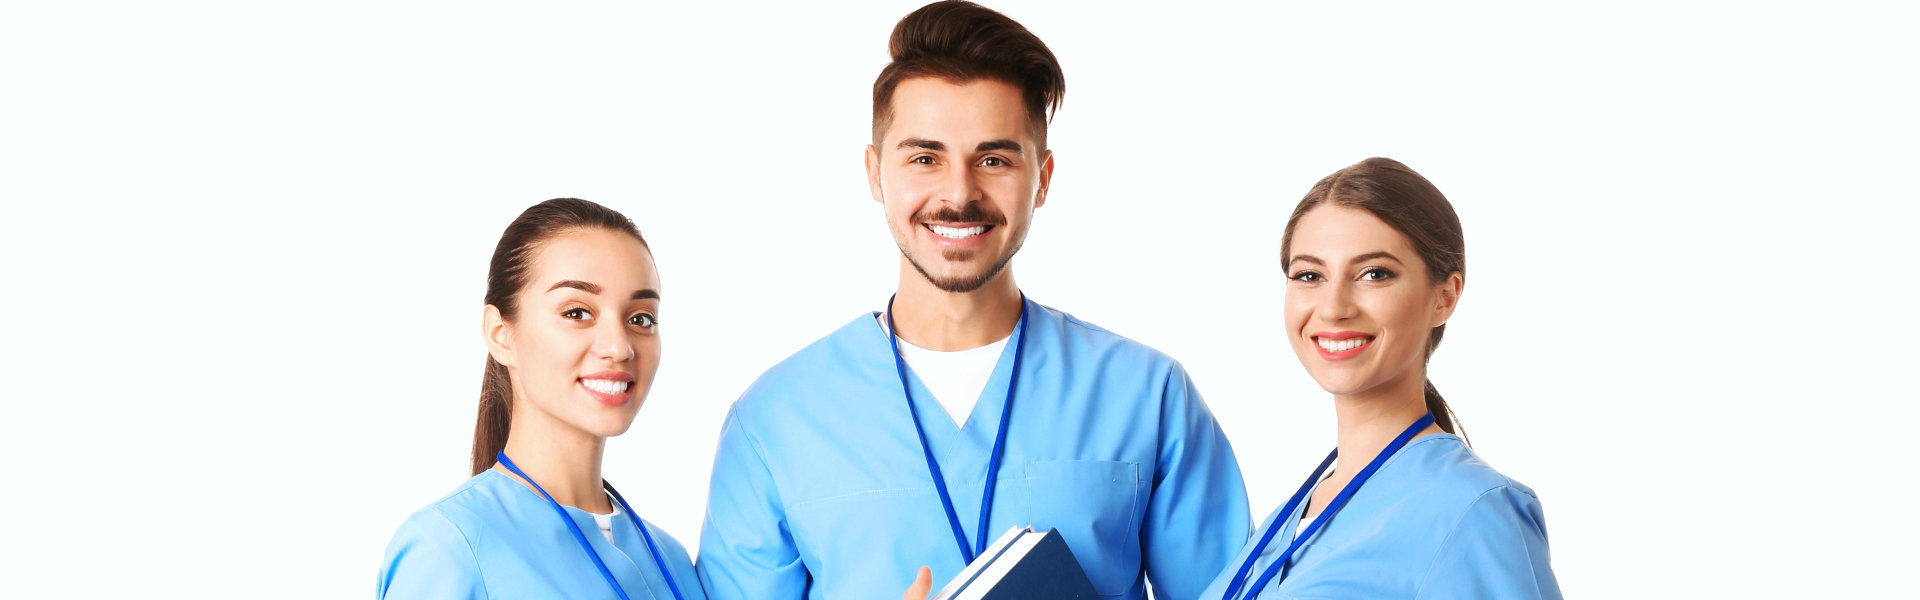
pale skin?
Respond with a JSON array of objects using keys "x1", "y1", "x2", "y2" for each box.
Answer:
[
  {"x1": 481, "y1": 227, "x2": 664, "y2": 513},
  {"x1": 1282, "y1": 205, "x2": 1463, "y2": 520},
  {"x1": 871, "y1": 76, "x2": 1051, "y2": 599}
]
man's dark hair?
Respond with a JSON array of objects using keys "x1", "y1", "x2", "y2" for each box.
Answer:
[{"x1": 871, "y1": 1, "x2": 1065, "y2": 149}]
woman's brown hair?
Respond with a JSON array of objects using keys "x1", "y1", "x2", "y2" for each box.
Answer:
[
  {"x1": 1281, "y1": 158, "x2": 1468, "y2": 440},
  {"x1": 471, "y1": 198, "x2": 648, "y2": 475}
]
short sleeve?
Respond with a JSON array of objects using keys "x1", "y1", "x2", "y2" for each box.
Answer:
[
  {"x1": 1140, "y1": 362, "x2": 1253, "y2": 600},
  {"x1": 378, "y1": 508, "x2": 487, "y2": 600},
  {"x1": 1415, "y1": 486, "x2": 1563, "y2": 600},
  {"x1": 696, "y1": 406, "x2": 809, "y2": 600}
]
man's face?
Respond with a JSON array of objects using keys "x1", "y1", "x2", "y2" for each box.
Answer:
[{"x1": 866, "y1": 77, "x2": 1053, "y2": 293}]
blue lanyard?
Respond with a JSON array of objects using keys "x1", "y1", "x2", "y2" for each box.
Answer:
[
  {"x1": 886, "y1": 293, "x2": 1030, "y2": 565},
  {"x1": 1218, "y1": 412, "x2": 1436, "y2": 600},
  {"x1": 496, "y1": 451, "x2": 687, "y2": 600}
]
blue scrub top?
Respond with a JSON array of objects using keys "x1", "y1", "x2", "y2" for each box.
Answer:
[
  {"x1": 378, "y1": 470, "x2": 705, "y2": 600},
  {"x1": 1201, "y1": 433, "x2": 1561, "y2": 600},
  {"x1": 696, "y1": 298, "x2": 1252, "y2": 600}
]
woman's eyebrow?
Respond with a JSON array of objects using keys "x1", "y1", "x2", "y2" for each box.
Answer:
[
  {"x1": 1352, "y1": 251, "x2": 1403, "y2": 264},
  {"x1": 547, "y1": 280, "x2": 601, "y2": 294}
]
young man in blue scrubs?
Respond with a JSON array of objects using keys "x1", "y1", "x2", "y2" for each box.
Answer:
[{"x1": 695, "y1": 2, "x2": 1251, "y2": 598}]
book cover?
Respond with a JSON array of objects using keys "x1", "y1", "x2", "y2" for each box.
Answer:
[{"x1": 930, "y1": 526, "x2": 1099, "y2": 600}]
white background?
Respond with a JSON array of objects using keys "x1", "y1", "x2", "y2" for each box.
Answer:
[{"x1": 3, "y1": 1, "x2": 1915, "y2": 597}]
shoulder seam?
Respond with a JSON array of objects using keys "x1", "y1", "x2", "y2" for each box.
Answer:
[
  {"x1": 726, "y1": 406, "x2": 787, "y2": 513},
  {"x1": 1410, "y1": 485, "x2": 1537, "y2": 598},
  {"x1": 423, "y1": 504, "x2": 492, "y2": 598}
]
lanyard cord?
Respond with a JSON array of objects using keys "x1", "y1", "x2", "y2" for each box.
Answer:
[
  {"x1": 497, "y1": 451, "x2": 685, "y2": 600},
  {"x1": 1220, "y1": 412, "x2": 1436, "y2": 600},
  {"x1": 885, "y1": 293, "x2": 1030, "y2": 564},
  {"x1": 606, "y1": 481, "x2": 687, "y2": 600}
]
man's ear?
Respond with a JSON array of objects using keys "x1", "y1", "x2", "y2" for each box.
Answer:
[
  {"x1": 1430, "y1": 272, "x2": 1464, "y2": 327},
  {"x1": 483, "y1": 304, "x2": 517, "y2": 368},
  {"x1": 1033, "y1": 150, "x2": 1054, "y2": 208},
  {"x1": 866, "y1": 144, "x2": 885, "y2": 205}
]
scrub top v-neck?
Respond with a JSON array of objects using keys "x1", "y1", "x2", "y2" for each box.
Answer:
[{"x1": 697, "y1": 297, "x2": 1251, "y2": 600}]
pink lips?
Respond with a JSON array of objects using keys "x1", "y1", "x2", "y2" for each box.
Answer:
[
  {"x1": 1312, "y1": 331, "x2": 1375, "y2": 361},
  {"x1": 579, "y1": 370, "x2": 634, "y2": 406}
]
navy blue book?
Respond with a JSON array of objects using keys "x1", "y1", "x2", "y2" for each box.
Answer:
[{"x1": 929, "y1": 527, "x2": 1099, "y2": 600}]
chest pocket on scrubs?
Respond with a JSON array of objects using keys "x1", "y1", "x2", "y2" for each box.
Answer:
[{"x1": 1022, "y1": 459, "x2": 1143, "y2": 597}]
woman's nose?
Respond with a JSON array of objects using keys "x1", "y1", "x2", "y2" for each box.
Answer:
[
  {"x1": 1318, "y1": 283, "x2": 1360, "y2": 323},
  {"x1": 595, "y1": 322, "x2": 635, "y2": 362}
]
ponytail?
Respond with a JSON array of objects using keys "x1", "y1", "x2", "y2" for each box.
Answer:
[
  {"x1": 470, "y1": 356, "x2": 513, "y2": 475},
  {"x1": 1423, "y1": 379, "x2": 1466, "y2": 443},
  {"x1": 1422, "y1": 322, "x2": 1467, "y2": 445}
]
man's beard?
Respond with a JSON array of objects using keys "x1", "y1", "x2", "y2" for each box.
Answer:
[{"x1": 898, "y1": 203, "x2": 1024, "y2": 293}]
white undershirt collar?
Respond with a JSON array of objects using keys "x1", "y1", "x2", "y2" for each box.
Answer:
[
  {"x1": 587, "y1": 494, "x2": 618, "y2": 543},
  {"x1": 878, "y1": 314, "x2": 1013, "y2": 427}
]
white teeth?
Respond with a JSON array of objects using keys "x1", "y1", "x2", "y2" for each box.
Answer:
[
  {"x1": 582, "y1": 379, "x2": 629, "y2": 394},
  {"x1": 929, "y1": 224, "x2": 986, "y2": 239},
  {"x1": 1317, "y1": 337, "x2": 1372, "y2": 352}
]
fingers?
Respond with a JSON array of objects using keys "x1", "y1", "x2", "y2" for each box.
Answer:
[{"x1": 904, "y1": 565, "x2": 933, "y2": 600}]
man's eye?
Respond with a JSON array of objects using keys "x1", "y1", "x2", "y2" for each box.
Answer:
[
  {"x1": 911, "y1": 155, "x2": 935, "y2": 165},
  {"x1": 562, "y1": 308, "x2": 591, "y2": 321},
  {"x1": 981, "y1": 157, "x2": 1007, "y2": 167},
  {"x1": 629, "y1": 313, "x2": 657, "y2": 328}
]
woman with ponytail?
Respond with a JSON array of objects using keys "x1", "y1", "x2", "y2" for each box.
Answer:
[
  {"x1": 1201, "y1": 159, "x2": 1561, "y2": 599},
  {"x1": 378, "y1": 198, "x2": 705, "y2": 600}
]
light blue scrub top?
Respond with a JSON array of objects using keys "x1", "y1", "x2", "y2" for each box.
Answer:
[
  {"x1": 378, "y1": 470, "x2": 705, "y2": 600},
  {"x1": 696, "y1": 298, "x2": 1251, "y2": 600},
  {"x1": 1200, "y1": 433, "x2": 1561, "y2": 600}
]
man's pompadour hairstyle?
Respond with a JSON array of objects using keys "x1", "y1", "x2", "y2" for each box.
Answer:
[{"x1": 871, "y1": 0, "x2": 1065, "y2": 149}]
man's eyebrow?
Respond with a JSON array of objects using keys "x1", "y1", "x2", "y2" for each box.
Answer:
[
  {"x1": 632, "y1": 289, "x2": 660, "y2": 301},
  {"x1": 547, "y1": 280, "x2": 601, "y2": 294},
  {"x1": 976, "y1": 139, "x2": 1023, "y2": 154},
  {"x1": 897, "y1": 137, "x2": 944, "y2": 152}
]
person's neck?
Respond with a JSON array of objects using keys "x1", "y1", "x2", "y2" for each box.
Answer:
[
  {"x1": 1330, "y1": 371, "x2": 1442, "y2": 476},
  {"x1": 889, "y1": 266, "x2": 1023, "y2": 351},
  {"x1": 494, "y1": 412, "x2": 612, "y2": 514}
]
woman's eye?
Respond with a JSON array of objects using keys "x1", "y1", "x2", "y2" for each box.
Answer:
[
  {"x1": 1290, "y1": 271, "x2": 1322, "y2": 283},
  {"x1": 1361, "y1": 268, "x2": 1396, "y2": 281},
  {"x1": 561, "y1": 308, "x2": 592, "y2": 321},
  {"x1": 629, "y1": 313, "x2": 657, "y2": 328}
]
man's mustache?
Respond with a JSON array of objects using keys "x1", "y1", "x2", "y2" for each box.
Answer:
[{"x1": 912, "y1": 204, "x2": 1008, "y2": 226}]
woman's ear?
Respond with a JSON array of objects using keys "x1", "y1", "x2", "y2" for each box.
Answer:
[
  {"x1": 483, "y1": 304, "x2": 517, "y2": 367},
  {"x1": 1430, "y1": 272, "x2": 1464, "y2": 327}
]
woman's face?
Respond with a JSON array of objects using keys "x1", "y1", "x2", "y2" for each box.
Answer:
[
  {"x1": 490, "y1": 227, "x2": 662, "y2": 439},
  {"x1": 1284, "y1": 205, "x2": 1459, "y2": 399}
]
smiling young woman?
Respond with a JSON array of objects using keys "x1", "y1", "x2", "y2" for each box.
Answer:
[
  {"x1": 377, "y1": 198, "x2": 705, "y2": 600},
  {"x1": 1201, "y1": 158, "x2": 1563, "y2": 599}
]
